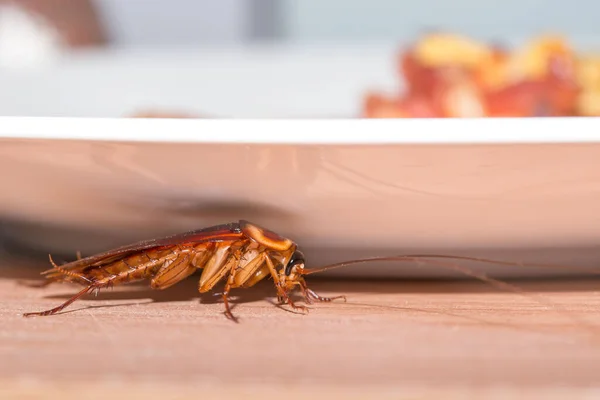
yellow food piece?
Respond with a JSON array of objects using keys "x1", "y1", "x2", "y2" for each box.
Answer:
[
  {"x1": 414, "y1": 33, "x2": 494, "y2": 68},
  {"x1": 576, "y1": 55, "x2": 600, "y2": 89},
  {"x1": 476, "y1": 54, "x2": 510, "y2": 91},
  {"x1": 576, "y1": 90, "x2": 600, "y2": 116},
  {"x1": 506, "y1": 35, "x2": 573, "y2": 82},
  {"x1": 575, "y1": 55, "x2": 600, "y2": 116}
]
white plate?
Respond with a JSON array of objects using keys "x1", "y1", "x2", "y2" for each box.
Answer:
[
  {"x1": 2, "y1": 117, "x2": 600, "y2": 279},
  {"x1": 0, "y1": 45, "x2": 400, "y2": 118}
]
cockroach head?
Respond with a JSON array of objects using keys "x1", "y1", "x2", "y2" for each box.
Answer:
[{"x1": 284, "y1": 249, "x2": 305, "y2": 276}]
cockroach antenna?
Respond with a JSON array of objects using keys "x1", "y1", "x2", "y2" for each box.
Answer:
[{"x1": 301, "y1": 253, "x2": 600, "y2": 337}]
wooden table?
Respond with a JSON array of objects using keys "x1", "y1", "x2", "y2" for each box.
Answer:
[{"x1": 2, "y1": 256, "x2": 600, "y2": 399}]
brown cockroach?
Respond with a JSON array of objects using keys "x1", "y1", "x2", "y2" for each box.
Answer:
[
  {"x1": 22, "y1": 220, "x2": 600, "y2": 323},
  {"x1": 23, "y1": 220, "x2": 342, "y2": 321}
]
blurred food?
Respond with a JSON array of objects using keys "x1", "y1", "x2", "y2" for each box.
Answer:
[
  {"x1": 364, "y1": 32, "x2": 599, "y2": 118},
  {"x1": 576, "y1": 55, "x2": 600, "y2": 116}
]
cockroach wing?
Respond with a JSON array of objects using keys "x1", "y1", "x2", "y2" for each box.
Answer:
[{"x1": 41, "y1": 221, "x2": 246, "y2": 274}]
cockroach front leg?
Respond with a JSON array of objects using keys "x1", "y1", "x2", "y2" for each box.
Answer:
[
  {"x1": 271, "y1": 280, "x2": 308, "y2": 313},
  {"x1": 264, "y1": 256, "x2": 308, "y2": 314},
  {"x1": 275, "y1": 284, "x2": 309, "y2": 314}
]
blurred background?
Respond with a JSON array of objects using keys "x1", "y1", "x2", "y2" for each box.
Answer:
[{"x1": 0, "y1": 0, "x2": 598, "y2": 117}]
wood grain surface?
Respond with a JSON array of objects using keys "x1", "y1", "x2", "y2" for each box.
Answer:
[{"x1": 2, "y1": 256, "x2": 600, "y2": 399}]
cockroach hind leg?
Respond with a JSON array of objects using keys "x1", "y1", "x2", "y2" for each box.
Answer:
[
  {"x1": 23, "y1": 284, "x2": 95, "y2": 317},
  {"x1": 222, "y1": 294, "x2": 239, "y2": 323}
]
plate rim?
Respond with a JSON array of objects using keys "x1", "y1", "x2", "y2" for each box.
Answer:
[{"x1": 1, "y1": 116, "x2": 600, "y2": 145}]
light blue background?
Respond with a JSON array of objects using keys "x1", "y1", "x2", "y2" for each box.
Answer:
[
  {"x1": 93, "y1": 0, "x2": 599, "y2": 47},
  {"x1": 285, "y1": 0, "x2": 596, "y2": 42}
]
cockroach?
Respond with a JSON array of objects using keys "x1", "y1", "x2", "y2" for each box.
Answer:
[
  {"x1": 22, "y1": 220, "x2": 600, "y2": 323},
  {"x1": 23, "y1": 220, "x2": 341, "y2": 321}
]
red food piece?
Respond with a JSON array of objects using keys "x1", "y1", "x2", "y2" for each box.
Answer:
[
  {"x1": 485, "y1": 79, "x2": 579, "y2": 117},
  {"x1": 363, "y1": 92, "x2": 441, "y2": 118}
]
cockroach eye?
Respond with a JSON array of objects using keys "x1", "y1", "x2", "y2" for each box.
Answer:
[{"x1": 285, "y1": 250, "x2": 305, "y2": 276}]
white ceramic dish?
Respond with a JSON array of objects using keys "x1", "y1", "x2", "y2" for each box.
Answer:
[
  {"x1": 0, "y1": 42, "x2": 598, "y2": 119},
  {"x1": 2, "y1": 116, "x2": 600, "y2": 279},
  {"x1": 0, "y1": 45, "x2": 400, "y2": 118}
]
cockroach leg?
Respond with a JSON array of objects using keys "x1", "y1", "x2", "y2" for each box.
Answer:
[
  {"x1": 293, "y1": 281, "x2": 313, "y2": 304},
  {"x1": 222, "y1": 268, "x2": 239, "y2": 323},
  {"x1": 23, "y1": 284, "x2": 98, "y2": 317},
  {"x1": 274, "y1": 284, "x2": 308, "y2": 314},
  {"x1": 222, "y1": 294, "x2": 237, "y2": 322},
  {"x1": 284, "y1": 292, "x2": 309, "y2": 314},
  {"x1": 264, "y1": 255, "x2": 308, "y2": 314}
]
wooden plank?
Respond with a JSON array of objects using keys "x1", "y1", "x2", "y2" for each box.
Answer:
[{"x1": 2, "y1": 257, "x2": 600, "y2": 398}]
